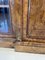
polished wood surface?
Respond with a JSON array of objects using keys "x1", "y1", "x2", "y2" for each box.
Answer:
[
  {"x1": 15, "y1": 0, "x2": 45, "y2": 54},
  {"x1": 0, "y1": 0, "x2": 16, "y2": 48},
  {"x1": 0, "y1": 0, "x2": 45, "y2": 54},
  {"x1": 28, "y1": 0, "x2": 45, "y2": 38}
]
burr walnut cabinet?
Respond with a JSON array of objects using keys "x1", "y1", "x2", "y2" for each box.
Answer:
[
  {"x1": 0, "y1": 0, "x2": 45, "y2": 54},
  {"x1": 15, "y1": 0, "x2": 45, "y2": 54}
]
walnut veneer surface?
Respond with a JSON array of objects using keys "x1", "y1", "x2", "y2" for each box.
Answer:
[
  {"x1": 28, "y1": 0, "x2": 45, "y2": 39},
  {"x1": 0, "y1": 0, "x2": 45, "y2": 54},
  {"x1": 15, "y1": 0, "x2": 45, "y2": 54}
]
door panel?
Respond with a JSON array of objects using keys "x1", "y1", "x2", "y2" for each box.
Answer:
[
  {"x1": 15, "y1": 0, "x2": 45, "y2": 53},
  {"x1": 0, "y1": 0, "x2": 19, "y2": 48},
  {"x1": 23, "y1": 0, "x2": 45, "y2": 39},
  {"x1": 28, "y1": 0, "x2": 45, "y2": 39}
]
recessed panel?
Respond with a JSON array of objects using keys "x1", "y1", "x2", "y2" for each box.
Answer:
[{"x1": 28, "y1": 0, "x2": 45, "y2": 38}]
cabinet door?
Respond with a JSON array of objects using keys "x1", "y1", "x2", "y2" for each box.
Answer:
[
  {"x1": 0, "y1": 0, "x2": 23, "y2": 48},
  {"x1": 0, "y1": 0, "x2": 17, "y2": 48},
  {"x1": 15, "y1": 0, "x2": 45, "y2": 54}
]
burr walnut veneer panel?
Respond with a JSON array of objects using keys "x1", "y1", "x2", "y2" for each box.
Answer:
[{"x1": 15, "y1": 0, "x2": 45, "y2": 54}]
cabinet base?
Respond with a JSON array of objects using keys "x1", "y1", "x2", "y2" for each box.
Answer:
[
  {"x1": 0, "y1": 41, "x2": 13, "y2": 48},
  {"x1": 15, "y1": 45, "x2": 45, "y2": 54}
]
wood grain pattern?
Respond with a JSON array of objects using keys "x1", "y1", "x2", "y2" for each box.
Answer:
[
  {"x1": 15, "y1": 41, "x2": 45, "y2": 54},
  {"x1": 0, "y1": 0, "x2": 23, "y2": 48},
  {"x1": 14, "y1": 0, "x2": 23, "y2": 41},
  {"x1": 28, "y1": 0, "x2": 45, "y2": 38},
  {"x1": 15, "y1": 0, "x2": 45, "y2": 53},
  {"x1": 0, "y1": 0, "x2": 16, "y2": 48},
  {"x1": 1, "y1": 0, "x2": 45, "y2": 53},
  {"x1": 15, "y1": 45, "x2": 45, "y2": 54},
  {"x1": 23, "y1": 0, "x2": 28, "y2": 38},
  {"x1": 10, "y1": 0, "x2": 15, "y2": 33},
  {"x1": 22, "y1": 0, "x2": 45, "y2": 39}
]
